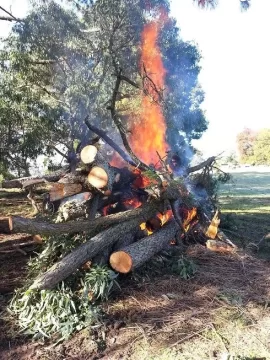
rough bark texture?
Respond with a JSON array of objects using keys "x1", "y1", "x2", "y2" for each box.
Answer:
[
  {"x1": 30, "y1": 203, "x2": 159, "y2": 290},
  {"x1": 110, "y1": 220, "x2": 179, "y2": 273},
  {"x1": 186, "y1": 156, "x2": 216, "y2": 174},
  {"x1": 1, "y1": 167, "x2": 69, "y2": 189},
  {"x1": 56, "y1": 201, "x2": 88, "y2": 223},
  {"x1": 9, "y1": 200, "x2": 163, "y2": 237}
]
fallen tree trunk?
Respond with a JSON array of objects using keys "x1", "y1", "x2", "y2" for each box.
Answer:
[
  {"x1": 1, "y1": 167, "x2": 69, "y2": 189},
  {"x1": 110, "y1": 220, "x2": 179, "y2": 273},
  {"x1": 7, "y1": 200, "x2": 163, "y2": 237},
  {"x1": 30, "y1": 202, "x2": 159, "y2": 290}
]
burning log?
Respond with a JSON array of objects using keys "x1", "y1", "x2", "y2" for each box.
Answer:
[
  {"x1": 109, "y1": 220, "x2": 179, "y2": 273},
  {"x1": 206, "y1": 239, "x2": 236, "y2": 253}
]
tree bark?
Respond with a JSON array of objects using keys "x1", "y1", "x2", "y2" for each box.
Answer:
[
  {"x1": 49, "y1": 183, "x2": 83, "y2": 202},
  {"x1": 8, "y1": 200, "x2": 163, "y2": 237},
  {"x1": 0, "y1": 217, "x2": 12, "y2": 234},
  {"x1": 1, "y1": 167, "x2": 69, "y2": 189},
  {"x1": 30, "y1": 202, "x2": 159, "y2": 290},
  {"x1": 110, "y1": 220, "x2": 179, "y2": 273},
  {"x1": 187, "y1": 156, "x2": 216, "y2": 174}
]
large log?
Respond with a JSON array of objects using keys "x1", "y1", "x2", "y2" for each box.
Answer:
[
  {"x1": 109, "y1": 220, "x2": 179, "y2": 273},
  {"x1": 30, "y1": 202, "x2": 160, "y2": 290},
  {"x1": 1, "y1": 167, "x2": 69, "y2": 189},
  {"x1": 87, "y1": 166, "x2": 109, "y2": 189},
  {"x1": 7, "y1": 200, "x2": 163, "y2": 237}
]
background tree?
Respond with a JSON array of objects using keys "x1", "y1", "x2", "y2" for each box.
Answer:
[
  {"x1": 236, "y1": 128, "x2": 257, "y2": 164},
  {"x1": 252, "y1": 129, "x2": 270, "y2": 165}
]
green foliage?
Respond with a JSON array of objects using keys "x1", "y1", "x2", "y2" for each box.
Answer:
[
  {"x1": 9, "y1": 283, "x2": 102, "y2": 341},
  {"x1": 170, "y1": 255, "x2": 197, "y2": 279},
  {"x1": 252, "y1": 129, "x2": 270, "y2": 165},
  {"x1": 81, "y1": 265, "x2": 119, "y2": 301},
  {"x1": 28, "y1": 233, "x2": 88, "y2": 276},
  {"x1": 0, "y1": 0, "x2": 208, "y2": 175},
  {"x1": 10, "y1": 233, "x2": 119, "y2": 340}
]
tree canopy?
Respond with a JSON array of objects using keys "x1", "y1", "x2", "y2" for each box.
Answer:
[
  {"x1": 237, "y1": 128, "x2": 270, "y2": 165},
  {"x1": 0, "y1": 0, "x2": 209, "y2": 176}
]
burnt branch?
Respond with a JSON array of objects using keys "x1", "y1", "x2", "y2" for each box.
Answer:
[
  {"x1": 187, "y1": 156, "x2": 216, "y2": 174},
  {"x1": 84, "y1": 118, "x2": 136, "y2": 166},
  {"x1": 0, "y1": 6, "x2": 23, "y2": 22},
  {"x1": 108, "y1": 70, "x2": 151, "y2": 171}
]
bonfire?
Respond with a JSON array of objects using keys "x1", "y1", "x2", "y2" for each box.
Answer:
[{"x1": 0, "y1": 11, "x2": 236, "y2": 292}]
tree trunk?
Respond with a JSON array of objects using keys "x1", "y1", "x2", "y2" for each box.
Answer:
[
  {"x1": 8, "y1": 200, "x2": 163, "y2": 237},
  {"x1": 110, "y1": 220, "x2": 179, "y2": 273},
  {"x1": 1, "y1": 167, "x2": 69, "y2": 189},
  {"x1": 30, "y1": 202, "x2": 159, "y2": 290}
]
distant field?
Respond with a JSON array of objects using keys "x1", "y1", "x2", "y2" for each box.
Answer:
[{"x1": 218, "y1": 171, "x2": 270, "y2": 253}]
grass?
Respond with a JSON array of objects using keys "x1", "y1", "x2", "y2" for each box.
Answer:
[{"x1": 218, "y1": 171, "x2": 270, "y2": 255}]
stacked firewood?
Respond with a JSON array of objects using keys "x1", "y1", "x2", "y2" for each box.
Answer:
[{"x1": 0, "y1": 137, "x2": 237, "y2": 291}]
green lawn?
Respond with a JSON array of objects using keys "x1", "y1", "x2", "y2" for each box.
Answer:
[{"x1": 218, "y1": 171, "x2": 270, "y2": 255}]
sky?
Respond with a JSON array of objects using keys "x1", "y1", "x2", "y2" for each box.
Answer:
[{"x1": 0, "y1": 0, "x2": 269, "y2": 157}]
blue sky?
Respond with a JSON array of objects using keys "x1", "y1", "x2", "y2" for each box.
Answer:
[{"x1": 1, "y1": 0, "x2": 269, "y2": 157}]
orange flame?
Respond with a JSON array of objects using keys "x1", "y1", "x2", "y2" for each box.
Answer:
[
  {"x1": 183, "y1": 207, "x2": 197, "y2": 232},
  {"x1": 140, "y1": 209, "x2": 173, "y2": 235},
  {"x1": 123, "y1": 198, "x2": 142, "y2": 209},
  {"x1": 129, "y1": 12, "x2": 168, "y2": 166}
]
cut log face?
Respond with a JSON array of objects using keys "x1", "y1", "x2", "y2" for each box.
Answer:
[
  {"x1": 110, "y1": 220, "x2": 179, "y2": 273},
  {"x1": 88, "y1": 166, "x2": 108, "y2": 189},
  {"x1": 110, "y1": 251, "x2": 132, "y2": 273},
  {"x1": 80, "y1": 145, "x2": 98, "y2": 164},
  {"x1": 49, "y1": 183, "x2": 83, "y2": 202}
]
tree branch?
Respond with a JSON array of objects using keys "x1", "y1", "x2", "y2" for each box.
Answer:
[
  {"x1": 187, "y1": 156, "x2": 216, "y2": 174},
  {"x1": 0, "y1": 6, "x2": 22, "y2": 22},
  {"x1": 108, "y1": 70, "x2": 151, "y2": 171},
  {"x1": 84, "y1": 118, "x2": 136, "y2": 166}
]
